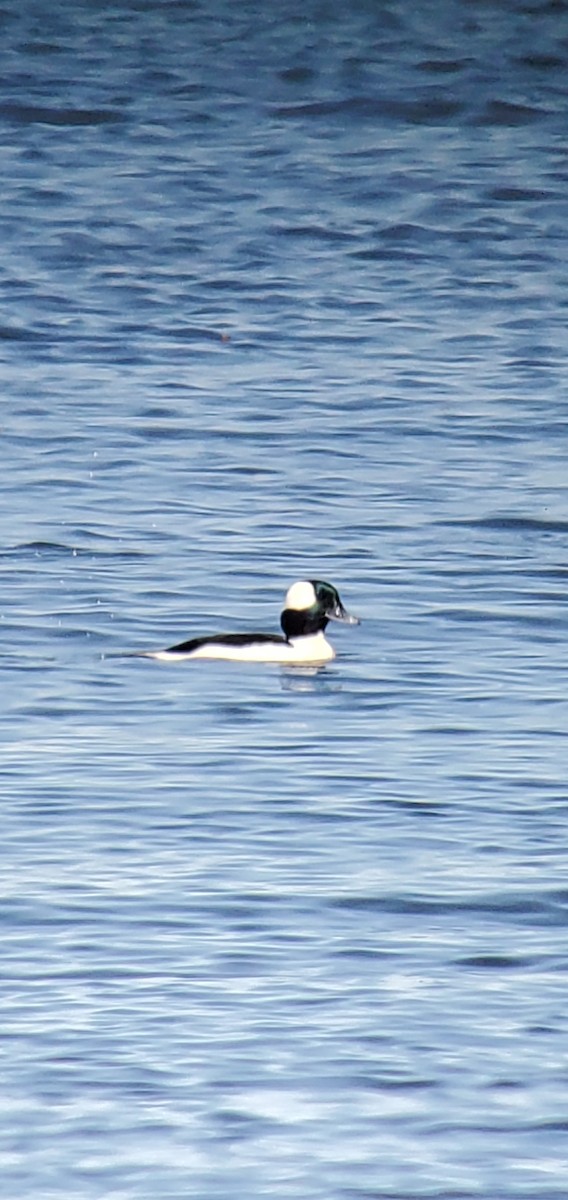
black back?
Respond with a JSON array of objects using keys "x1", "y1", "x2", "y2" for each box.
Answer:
[{"x1": 166, "y1": 631, "x2": 286, "y2": 654}]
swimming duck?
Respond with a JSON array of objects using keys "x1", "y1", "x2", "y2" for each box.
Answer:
[{"x1": 135, "y1": 580, "x2": 360, "y2": 665}]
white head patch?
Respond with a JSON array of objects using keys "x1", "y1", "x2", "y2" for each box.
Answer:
[{"x1": 285, "y1": 580, "x2": 316, "y2": 611}]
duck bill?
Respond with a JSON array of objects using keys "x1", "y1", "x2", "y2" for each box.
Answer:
[{"x1": 326, "y1": 601, "x2": 360, "y2": 625}]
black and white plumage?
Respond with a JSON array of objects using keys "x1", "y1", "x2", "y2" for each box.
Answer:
[{"x1": 133, "y1": 580, "x2": 360, "y2": 665}]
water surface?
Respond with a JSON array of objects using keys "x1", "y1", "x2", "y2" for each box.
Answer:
[{"x1": 2, "y1": 2, "x2": 568, "y2": 1197}]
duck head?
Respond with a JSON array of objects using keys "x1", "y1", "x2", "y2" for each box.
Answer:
[{"x1": 280, "y1": 580, "x2": 360, "y2": 639}]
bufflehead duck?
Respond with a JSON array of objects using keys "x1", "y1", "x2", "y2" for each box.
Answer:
[{"x1": 135, "y1": 580, "x2": 359, "y2": 665}]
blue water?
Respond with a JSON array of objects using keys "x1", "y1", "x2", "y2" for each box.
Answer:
[{"x1": 2, "y1": 2, "x2": 568, "y2": 1197}]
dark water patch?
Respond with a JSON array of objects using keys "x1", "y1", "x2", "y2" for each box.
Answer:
[
  {"x1": 0, "y1": 653, "x2": 56, "y2": 670},
  {"x1": 335, "y1": 946, "x2": 396, "y2": 961},
  {"x1": 272, "y1": 95, "x2": 462, "y2": 124},
  {"x1": 332, "y1": 890, "x2": 568, "y2": 922},
  {"x1": 488, "y1": 185, "x2": 555, "y2": 202},
  {"x1": 1, "y1": 540, "x2": 75, "y2": 558},
  {"x1": 526, "y1": 565, "x2": 568, "y2": 580},
  {"x1": 419, "y1": 725, "x2": 482, "y2": 738},
  {"x1": 440, "y1": 330, "x2": 502, "y2": 347},
  {"x1": 418, "y1": 57, "x2": 473, "y2": 74},
  {"x1": 516, "y1": 51, "x2": 568, "y2": 70},
  {"x1": 368, "y1": 796, "x2": 448, "y2": 817},
  {"x1": 0, "y1": 324, "x2": 43, "y2": 342},
  {"x1": 456, "y1": 954, "x2": 539, "y2": 970},
  {"x1": 148, "y1": 324, "x2": 232, "y2": 344},
  {"x1": 473, "y1": 99, "x2": 548, "y2": 125},
  {"x1": 352, "y1": 245, "x2": 434, "y2": 264},
  {"x1": 430, "y1": 607, "x2": 566, "y2": 631},
  {"x1": 279, "y1": 65, "x2": 317, "y2": 84},
  {"x1": 380, "y1": 222, "x2": 437, "y2": 245},
  {"x1": 342, "y1": 1189, "x2": 479, "y2": 1199},
  {"x1": 532, "y1": 1120, "x2": 568, "y2": 1132},
  {"x1": 0, "y1": 102, "x2": 123, "y2": 126},
  {"x1": 17, "y1": 184, "x2": 73, "y2": 207},
  {"x1": 354, "y1": 1072, "x2": 437, "y2": 1091},
  {"x1": 0, "y1": 540, "x2": 150, "y2": 561},
  {"x1": 486, "y1": 1079, "x2": 525, "y2": 1090},
  {"x1": 269, "y1": 223, "x2": 356, "y2": 243},
  {"x1": 21, "y1": 40, "x2": 63, "y2": 57},
  {"x1": 441, "y1": 515, "x2": 568, "y2": 534}
]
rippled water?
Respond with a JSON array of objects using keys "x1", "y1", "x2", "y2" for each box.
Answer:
[{"x1": 2, "y1": 2, "x2": 568, "y2": 1197}]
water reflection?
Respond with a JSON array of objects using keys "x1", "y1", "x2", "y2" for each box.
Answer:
[{"x1": 279, "y1": 666, "x2": 343, "y2": 693}]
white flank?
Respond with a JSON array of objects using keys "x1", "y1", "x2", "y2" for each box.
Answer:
[{"x1": 145, "y1": 631, "x2": 335, "y2": 665}]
